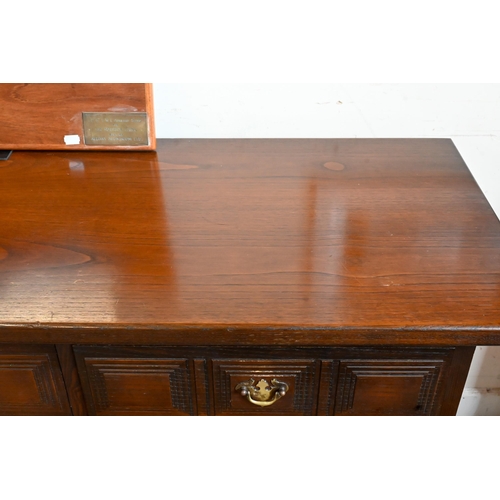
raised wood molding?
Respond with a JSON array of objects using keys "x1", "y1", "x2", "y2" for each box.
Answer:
[
  {"x1": 212, "y1": 359, "x2": 320, "y2": 415},
  {"x1": 335, "y1": 359, "x2": 446, "y2": 416},
  {"x1": 0, "y1": 346, "x2": 71, "y2": 415},
  {"x1": 75, "y1": 350, "x2": 195, "y2": 415}
]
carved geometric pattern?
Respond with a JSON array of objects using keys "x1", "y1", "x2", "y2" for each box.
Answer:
[
  {"x1": 0, "y1": 354, "x2": 69, "y2": 415},
  {"x1": 316, "y1": 360, "x2": 339, "y2": 416},
  {"x1": 212, "y1": 359, "x2": 319, "y2": 415},
  {"x1": 335, "y1": 360, "x2": 444, "y2": 416},
  {"x1": 84, "y1": 357, "x2": 195, "y2": 415}
]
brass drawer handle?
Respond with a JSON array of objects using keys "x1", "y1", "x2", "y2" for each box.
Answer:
[{"x1": 235, "y1": 378, "x2": 289, "y2": 407}]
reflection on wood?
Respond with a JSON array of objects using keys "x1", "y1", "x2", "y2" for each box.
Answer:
[
  {"x1": 0, "y1": 150, "x2": 175, "y2": 324},
  {"x1": 0, "y1": 140, "x2": 500, "y2": 344}
]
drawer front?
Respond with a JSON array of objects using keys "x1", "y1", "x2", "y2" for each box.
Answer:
[
  {"x1": 0, "y1": 345, "x2": 71, "y2": 416},
  {"x1": 73, "y1": 347, "x2": 197, "y2": 415},
  {"x1": 334, "y1": 358, "x2": 446, "y2": 416},
  {"x1": 66, "y1": 345, "x2": 466, "y2": 416},
  {"x1": 212, "y1": 359, "x2": 321, "y2": 415}
]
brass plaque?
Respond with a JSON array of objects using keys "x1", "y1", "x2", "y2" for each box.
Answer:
[{"x1": 82, "y1": 112, "x2": 149, "y2": 146}]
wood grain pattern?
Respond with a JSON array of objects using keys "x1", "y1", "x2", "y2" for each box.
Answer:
[
  {"x1": 0, "y1": 139, "x2": 499, "y2": 347},
  {"x1": 193, "y1": 359, "x2": 211, "y2": 416},
  {"x1": 74, "y1": 347, "x2": 196, "y2": 415},
  {"x1": 0, "y1": 83, "x2": 155, "y2": 150},
  {"x1": 56, "y1": 344, "x2": 88, "y2": 415},
  {"x1": 334, "y1": 358, "x2": 445, "y2": 416},
  {"x1": 0, "y1": 345, "x2": 71, "y2": 415},
  {"x1": 438, "y1": 346, "x2": 476, "y2": 415}
]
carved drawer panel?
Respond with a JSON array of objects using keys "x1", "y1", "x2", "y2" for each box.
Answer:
[
  {"x1": 74, "y1": 347, "x2": 196, "y2": 415},
  {"x1": 334, "y1": 359, "x2": 446, "y2": 416},
  {"x1": 212, "y1": 359, "x2": 321, "y2": 415},
  {"x1": 0, "y1": 345, "x2": 71, "y2": 415},
  {"x1": 66, "y1": 346, "x2": 461, "y2": 416}
]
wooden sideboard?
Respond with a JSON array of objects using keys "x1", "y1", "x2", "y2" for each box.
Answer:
[{"x1": 1, "y1": 139, "x2": 499, "y2": 415}]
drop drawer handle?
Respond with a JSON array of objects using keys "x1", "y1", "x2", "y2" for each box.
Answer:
[{"x1": 235, "y1": 378, "x2": 289, "y2": 407}]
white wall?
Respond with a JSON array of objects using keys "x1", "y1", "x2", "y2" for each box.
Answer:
[{"x1": 152, "y1": 83, "x2": 500, "y2": 415}]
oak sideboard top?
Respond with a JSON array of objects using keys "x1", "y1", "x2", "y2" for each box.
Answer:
[{"x1": 1, "y1": 139, "x2": 500, "y2": 346}]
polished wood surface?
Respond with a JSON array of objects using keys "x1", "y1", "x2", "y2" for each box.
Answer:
[
  {"x1": 1, "y1": 139, "x2": 500, "y2": 346},
  {"x1": 0, "y1": 83, "x2": 155, "y2": 150}
]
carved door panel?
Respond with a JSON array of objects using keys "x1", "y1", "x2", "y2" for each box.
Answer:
[
  {"x1": 73, "y1": 347, "x2": 197, "y2": 416},
  {"x1": 334, "y1": 358, "x2": 447, "y2": 416},
  {"x1": 0, "y1": 345, "x2": 71, "y2": 415},
  {"x1": 211, "y1": 358, "x2": 323, "y2": 415}
]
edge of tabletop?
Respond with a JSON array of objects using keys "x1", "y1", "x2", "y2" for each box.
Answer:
[{"x1": 1, "y1": 323, "x2": 500, "y2": 347}]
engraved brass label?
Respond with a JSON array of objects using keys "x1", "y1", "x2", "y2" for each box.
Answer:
[{"x1": 82, "y1": 112, "x2": 149, "y2": 146}]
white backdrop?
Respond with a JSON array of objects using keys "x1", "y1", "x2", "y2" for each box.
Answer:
[{"x1": 153, "y1": 83, "x2": 500, "y2": 415}]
